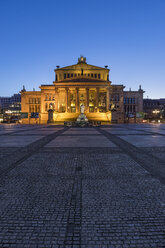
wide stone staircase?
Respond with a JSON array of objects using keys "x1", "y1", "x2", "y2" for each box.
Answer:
[
  {"x1": 53, "y1": 112, "x2": 111, "y2": 124},
  {"x1": 85, "y1": 112, "x2": 110, "y2": 122},
  {"x1": 54, "y1": 113, "x2": 79, "y2": 123}
]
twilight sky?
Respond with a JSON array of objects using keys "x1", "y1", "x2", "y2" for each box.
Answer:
[{"x1": 0, "y1": 0, "x2": 165, "y2": 98}]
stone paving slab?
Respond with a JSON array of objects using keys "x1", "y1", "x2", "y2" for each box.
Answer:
[
  {"x1": 102, "y1": 127, "x2": 128, "y2": 131},
  {"x1": 0, "y1": 130, "x2": 14, "y2": 134},
  {"x1": 39, "y1": 127, "x2": 63, "y2": 131},
  {"x1": 119, "y1": 135, "x2": 165, "y2": 147},
  {"x1": 45, "y1": 135, "x2": 116, "y2": 147},
  {"x1": 137, "y1": 128, "x2": 165, "y2": 135},
  {"x1": 142, "y1": 147, "x2": 165, "y2": 161},
  {"x1": 101, "y1": 128, "x2": 147, "y2": 135},
  {"x1": 0, "y1": 135, "x2": 44, "y2": 147},
  {"x1": 0, "y1": 148, "x2": 19, "y2": 159},
  {"x1": 10, "y1": 130, "x2": 59, "y2": 135},
  {"x1": 63, "y1": 129, "x2": 101, "y2": 135}
]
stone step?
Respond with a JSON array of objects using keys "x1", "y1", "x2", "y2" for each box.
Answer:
[{"x1": 54, "y1": 112, "x2": 110, "y2": 122}]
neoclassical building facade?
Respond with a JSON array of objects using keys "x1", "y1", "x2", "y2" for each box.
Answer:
[{"x1": 21, "y1": 56, "x2": 144, "y2": 124}]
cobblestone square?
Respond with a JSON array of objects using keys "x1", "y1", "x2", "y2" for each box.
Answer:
[{"x1": 0, "y1": 124, "x2": 165, "y2": 247}]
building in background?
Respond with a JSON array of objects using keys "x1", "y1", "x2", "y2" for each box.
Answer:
[
  {"x1": 143, "y1": 98, "x2": 165, "y2": 122},
  {"x1": 21, "y1": 56, "x2": 144, "y2": 124},
  {"x1": 0, "y1": 93, "x2": 21, "y2": 122}
]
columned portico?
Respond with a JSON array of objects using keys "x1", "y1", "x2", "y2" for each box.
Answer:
[{"x1": 56, "y1": 87, "x2": 110, "y2": 114}]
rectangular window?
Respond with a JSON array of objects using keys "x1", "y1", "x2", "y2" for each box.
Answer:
[
  {"x1": 95, "y1": 74, "x2": 97, "y2": 78},
  {"x1": 67, "y1": 74, "x2": 70, "y2": 78},
  {"x1": 64, "y1": 74, "x2": 66, "y2": 79},
  {"x1": 91, "y1": 74, "x2": 93, "y2": 77},
  {"x1": 71, "y1": 73, "x2": 73, "y2": 77},
  {"x1": 98, "y1": 74, "x2": 100, "y2": 79}
]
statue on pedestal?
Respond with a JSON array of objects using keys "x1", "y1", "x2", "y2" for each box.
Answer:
[
  {"x1": 76, "y1": 103, "x2": 88, "y2": 126},
  {"x1": 80, "y1": 103, "x2": 85, "y2": 114}
]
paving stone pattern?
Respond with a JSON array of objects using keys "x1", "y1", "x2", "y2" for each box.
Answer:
[{"x1": 0, "y1": 124, "x2": 165, "y2": 247}]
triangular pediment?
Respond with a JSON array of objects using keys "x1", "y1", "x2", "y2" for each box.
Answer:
[{"x1": 56, "y1": 63, "x2": 109, "y2": 71}]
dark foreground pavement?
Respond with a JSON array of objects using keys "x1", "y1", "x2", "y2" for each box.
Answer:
[{"x1": 0, "y1": 124, "x2": 165, "y2": 248}]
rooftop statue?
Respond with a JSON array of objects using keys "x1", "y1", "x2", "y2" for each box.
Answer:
[{"x1": 78, "y1": 56, "x2": 87, "y2": 64}]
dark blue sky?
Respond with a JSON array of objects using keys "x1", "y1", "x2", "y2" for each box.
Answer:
[{"x1": 0, "y1": 0, "x2": 165, "y2": 98}]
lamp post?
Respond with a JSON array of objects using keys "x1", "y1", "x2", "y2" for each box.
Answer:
[{"x1": 152, "y1": 109, "x2": 160, "y2": 123}]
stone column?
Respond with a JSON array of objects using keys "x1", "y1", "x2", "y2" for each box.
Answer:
[
  {"x1": 76, "y1": 88, "x2": 79, "y2": 113},
  {"x1": 55, "y1": 88, "x2": 59, "y2": 112},
  {"x1": 68, "y1": 89, "x2": 70, "y2": 113},
  {"x1": 65, "y1": 88, "x2": 69, "y2": 112},
  {"x1": 86, "y1": 88, "x2": 89, "y2": 112},
  {"x1": 106, "y1": 87, "x2": 110, "y2": 112},
  {"x1": 96, "y1": 88, "x2": 99, "y2": 112}
]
